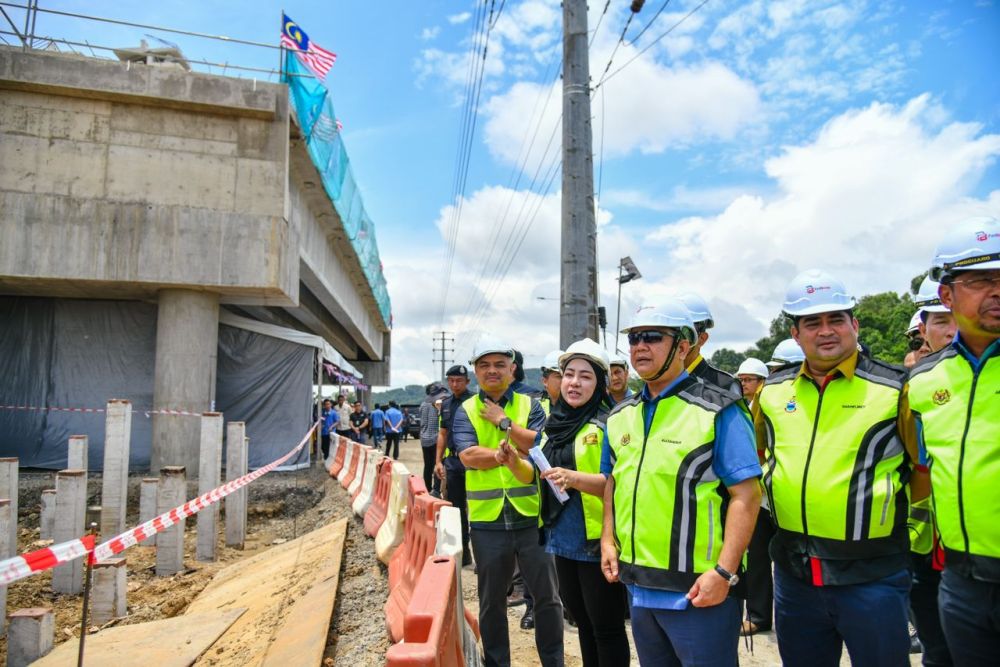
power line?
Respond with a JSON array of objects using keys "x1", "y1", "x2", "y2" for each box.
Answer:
[
  {"x1": 589, "y1": 1, "x2": 611, "y2": 47},
  {"x1": 626, "y1": 0, "x2": 671, "y2": 46}
]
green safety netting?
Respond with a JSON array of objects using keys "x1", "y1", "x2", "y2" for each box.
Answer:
[{"x1": 283, "y1": 53, "x2": 391, "y2": 326}]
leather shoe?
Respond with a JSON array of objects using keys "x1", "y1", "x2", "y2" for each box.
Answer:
[
  {"x1": 520, "y1": 608, "x2": 534, "y2": 630},
  {"x1": 741, "y1": 621, "x2": 770, "y2": 635}
]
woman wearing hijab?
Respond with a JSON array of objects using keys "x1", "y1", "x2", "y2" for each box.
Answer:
[{"x1": 537, "y1": 338, "x2": 630, "y2": 666}]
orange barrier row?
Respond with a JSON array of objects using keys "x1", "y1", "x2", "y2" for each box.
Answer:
[
  {"x1": 328, "y1": 436, "x2": 347, "y2": 477},
  {"x1": 385, "y1": 479, "x2": 451, "y2": 642},
  {"x1": 348, "y1": 446, "x2": 370, "y2": 501},
  {"x1": 385, "y1": 556, "x2": 464, "y2": 667},
  {"x1": 364, "y1": 456, "x2": 393, "y2": 537}
]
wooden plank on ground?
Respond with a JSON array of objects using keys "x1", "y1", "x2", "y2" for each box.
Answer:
[
  {"x1": 187, "y1": 519, "x2": 348, "y2": 667},
  {"x1": 33, "y1": 608, "x2": 246, "y2": 667}
]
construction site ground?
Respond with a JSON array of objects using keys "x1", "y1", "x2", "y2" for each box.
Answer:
[{"x1": 1, "y1": 439, "x2": 921, "y2": 665}]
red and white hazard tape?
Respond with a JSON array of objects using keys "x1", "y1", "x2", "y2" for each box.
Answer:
[
  {"x1": 1, "y1": 404, "x2": 204, "y2": 418},
  {"x1": 0, "y1": 534, "x2": 96, "y2": 585},
  {"x1": 91, "y1": 421, "x2": 319, "y2": 563},
  {"x1": 0, "y1": 422, "x2": 318, "y2": 585}
]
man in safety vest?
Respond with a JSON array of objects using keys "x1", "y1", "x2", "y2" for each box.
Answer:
[
  {"x1": 452, "y1": 337, "x2": 562, "y2": 667},
  {"x1": 915, "y1": 275, "x2": 958, "y2": 354},
  {"x1": 600, "y1": 300, "x2": 761, "y2": 666},
  {"x1": 606, "y1": 356, "x2": 633, "y2": 405},
  {"x1": 538, "y1": 349, "x2": 563, "y2": 416},
  {"x1": 678, "y1": 292, "x2": 743, "y2": 398},
  {"x1": 756, "y1": 268, "x2": 929, "y2": 666},
  {"x1": 908, "y1": 216, "x2": 1000, "y2": 666}
]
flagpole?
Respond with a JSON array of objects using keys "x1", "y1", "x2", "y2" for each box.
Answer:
[{"x1": 278, "y1": 9, "x2": 284, "y2": 81}]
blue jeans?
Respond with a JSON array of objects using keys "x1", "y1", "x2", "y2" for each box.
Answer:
[
  {"x1": 630, "y1": 596, "x2": 740, "y2": 666},
  {"x1": 938, "y1": 568, "x2": 1000, "y2": 666},
  {"x1": 774, "y1": 564, "x2": 910, "y2": 667},
  {"x1": 372, "y1": 427, "x2": 383, "y2": 446}
]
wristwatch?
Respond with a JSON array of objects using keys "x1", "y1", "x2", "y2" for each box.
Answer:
[
  {"x1": 498, "y1": 417, "x2": 512, "y2": 431},
  {"x1": 714, "y1": 564, "x2": 739, "y2": 587}
]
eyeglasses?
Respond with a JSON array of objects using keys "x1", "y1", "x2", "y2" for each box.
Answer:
[
  {"x1": 627, "y1": 330, "x2": 668, "y2": 346},
  {"x1": 951, "y1": 275, "x2": 1000, "y2": 292}
]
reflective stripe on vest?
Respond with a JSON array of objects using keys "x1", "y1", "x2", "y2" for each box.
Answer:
[
  {"x1": 462, "y1": 392, "x2": 539, "y2": 523},
  {"x1": 607, "y1": 381, "x2": 727, "y2": 592},
  {"x1": 758, "y1": 358, "x2": 909, "y2": 561},
  {"x1": 909, "y1": 347, "x2": 1000, "y2": 581}
]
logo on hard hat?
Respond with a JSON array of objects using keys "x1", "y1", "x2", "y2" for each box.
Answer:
[
  {"x1": 805, "y1": 285, "x2": 831, "y2": 295},
  {"x1": 975, "y1": 231, "x2": 1000, "y2": 242},
  {"x1": 932, "y1": 389, "x2": 951, "y2": 406},
  {"x1": 785, "y1": 396, "x2": 797, "y2": 413}
]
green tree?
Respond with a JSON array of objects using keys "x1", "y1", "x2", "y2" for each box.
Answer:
[
  {"x1": 709, "y1": 348, "x2": 746, "y2": 374},
  {"x1": 855, "y1": 291, "x2": 915, "y2": 364}
]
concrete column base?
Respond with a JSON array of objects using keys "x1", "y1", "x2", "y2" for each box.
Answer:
[
  {"x1": 6, "y1": 608, "x2": 54, "y2": 667},
  {"x1": 91, "y1": 557, "x2": 127, "y2": 625}
]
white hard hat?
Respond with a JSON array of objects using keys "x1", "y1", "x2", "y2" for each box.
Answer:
[
  {"x1": 609, "y1": 356, "x2": 629, "y2": 369},
  {"x1": 929, "y1": 216, "x2": 1000, "y2": 281},
  {"x1": 914, "y1": 276, "x2": 950, "y2": 314},
  {"x1": 621, "y1": 299, "x2": 697, "y2": 342},
  {"x1": 469, "y1": 336, "x2": 514, "y2": 364},
  {"x1": 769, "y1": 338, "x2": 805, "y2": 366},
  {"x1": 678, "y1": 292, "x2": 714, "y2": 329},
  {"x1": 906, "y1": 311, "x2": 922, "y2": 335},
  {"x1": 541, "y1": 349, "x2": 564, "y2": 374},
  {"x1": 782, "y1": 269, "x2": 857, "y2": 318},
  {"x1": 736, "y1": 358, "x2": 769, "y2": 379},
  {"x1": 559, "y1": 338, "x2": 610, "y2": 373}
]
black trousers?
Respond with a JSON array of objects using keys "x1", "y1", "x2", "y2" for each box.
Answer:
[
  {"x1": 320, "y1": 433, "x2": 331, "y2": 459},
  {"x1": 554, "y1": 555, "x2": 630, "y2": 667},
  {"x1": 910, "y1": 553, "x2": 952, "y2": 666},
  {"x1": 420, "y1": 444, "x2": 436, "y2": 492},
  {"x1": 745, "y1": 506, "x2": 775, "y2": 628},
  {"x1": 471, "y1": 527, "x2": 562, "y2": 667},
  {"x1": 384, "y1": 432, "x2": 400, "y2": 459}
]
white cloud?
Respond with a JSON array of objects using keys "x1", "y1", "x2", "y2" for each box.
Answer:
[
  {"x1": 636, "y1": 95, "x2": 1000, "y2": 353},
  {"x1": 601, "y1": 184, "x2": 762, "y2": 214},
  {"x1": 482, "y1": 58, "x2": 760, "y2": 166},
  {"x1": 448, "y1": 12, "x2": 472, "y2": 25},
  {"x1": 419, "y1": 26, "x2": 441, "y2": 41}
]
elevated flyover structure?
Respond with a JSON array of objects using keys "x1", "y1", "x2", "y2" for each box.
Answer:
[{"x1": 0, "y1": 46, "x2": 391, "y2": 474}]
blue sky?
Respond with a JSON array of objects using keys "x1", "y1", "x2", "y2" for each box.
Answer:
[{"x1": 17, "y1": 1, "x2": 1000, "y2": 387}]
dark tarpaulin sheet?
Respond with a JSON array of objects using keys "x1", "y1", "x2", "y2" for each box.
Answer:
[{"x1": 0, "y1": 296, "x2": 313, "y2": 471}]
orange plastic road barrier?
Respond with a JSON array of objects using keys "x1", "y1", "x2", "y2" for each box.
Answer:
[
  {"x1": 385, "y1": 480, "x2": 451, "y2": 643},
  {"x1": 364, "y1": 457, "x2": 394, "y2": 537},
  {"x1": 385, "y1": 556, "x2": 464, "y2": 667},
  {"x1": 341, "y1": 443, "x2": 362, "y2": 490},
  {"x1": 328, "y1": 437, "x2": 347, "y2": 478},
  {"x1": 349, "y1": 446, "x2": 371, "y2": 502}
]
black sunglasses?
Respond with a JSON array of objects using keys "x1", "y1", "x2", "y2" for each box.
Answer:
[{"x1": 627, "y1": 330, "x2": 667, "y2": 346}]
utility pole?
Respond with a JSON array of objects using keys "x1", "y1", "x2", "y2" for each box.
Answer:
[
  {"x1": 560, "y1": 0, "x2": 599, "y2": 349},
  {"x1": 432, "y1": 331, "x2": 454, "y2": 381}
]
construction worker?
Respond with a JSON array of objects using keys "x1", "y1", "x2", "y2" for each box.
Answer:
[
  {"x1": 766, "y1": 338, "x2": 805, "y2": 371},
  {"x1": 904, "y1": 312, "x2": 929, "y2": 368},
  {"x1": 539, "y1": 349, "x2": 564, "y2": 415},
  {"x1": 606, "y1": 356, "x2": 633, "y2": 405},
  {"x1": 452, "y1": 338, "x2": 562, "y2": 667},
  {"x1": 601, "y1": 300, "x2": 761, "y2": 666},
  {"x1": 915, "y1": 276, "x2": 958, "y2": 353},
  {"x1": 434, "y1": 364, "x2": 475, "y2": 567},
  {"x1": 756, "y1": 268, "x2": 929, "y2": 667},
  {"x1": 525, "y1": 338, "x2": 629, "y2": 666},
  {"x1": 678, "y1": 292, "x2": 742, "y2": 397},
  {"x1": 734, "y1": 357, "x2": 773, "y2": 635},
  {"x1": 908, "y1": 216, "x2": 1000, "y2": 666}
]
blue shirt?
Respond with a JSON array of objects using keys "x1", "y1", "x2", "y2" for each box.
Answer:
[
  {"x1": 321, "y1": 408, "x2": 338, "y2": 436},
  {"x1": 384, "y1": 407, "x2": 404, "y2": 434},
  {"x1": 545, "y1": 492, "x2": 599, "y2": 562},
  {"x1": 370, "y1": 408, "x2": 385, "y2": 429},
  {"x1": 599, "y1": 371, "x2": 761, "y2": 609}
]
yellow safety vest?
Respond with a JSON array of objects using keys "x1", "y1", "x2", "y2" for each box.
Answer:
[
  {"x1": 462, "y1": 392, "x2": 540, "y2": 523},
  {"x1": 909, "y1": 344, "x2": 1000, "y2": 582},
  {"x1": 607, "y1": 377, "x2": 734, "y2": 592},
  {"x1": 758, "y1": 355, "x2": 911, "y2": 584}
]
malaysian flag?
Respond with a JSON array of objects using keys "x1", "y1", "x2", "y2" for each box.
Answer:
[
  {"x1": 311, "y1": 113, "x2": 342, "y2": 140},
  {"x1": 280, "y1": 13, "x2": 337, "y2": 79}
]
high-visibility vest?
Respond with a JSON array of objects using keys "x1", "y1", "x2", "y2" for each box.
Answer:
[
  {"x1": 909, "y1": 345, "x2": 1000, "y2": 582},
  {"x1": 574, "y1": 420, "x2": 605, "y2": 543},
  {"x1": 539, "y1": 396, "x2": 552, "y2": 417},
  {"x1": 758, "y1": 356, "x2": 910, "y2": 574},
  {"x1": 607, "y1": 377, "x2": 733, "y2": 592},
  {"x1": 462, "y1": 392, "x2": 540, "y2": 523}
]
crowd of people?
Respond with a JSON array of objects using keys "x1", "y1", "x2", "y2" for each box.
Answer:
[{"x1": 342, "y1": 216, "x2": 999, "y2": 667}]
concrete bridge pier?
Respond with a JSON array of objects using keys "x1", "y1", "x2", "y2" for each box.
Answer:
[{"x1": 151, "y1": 289, "x2": 219, "y2": 475}]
